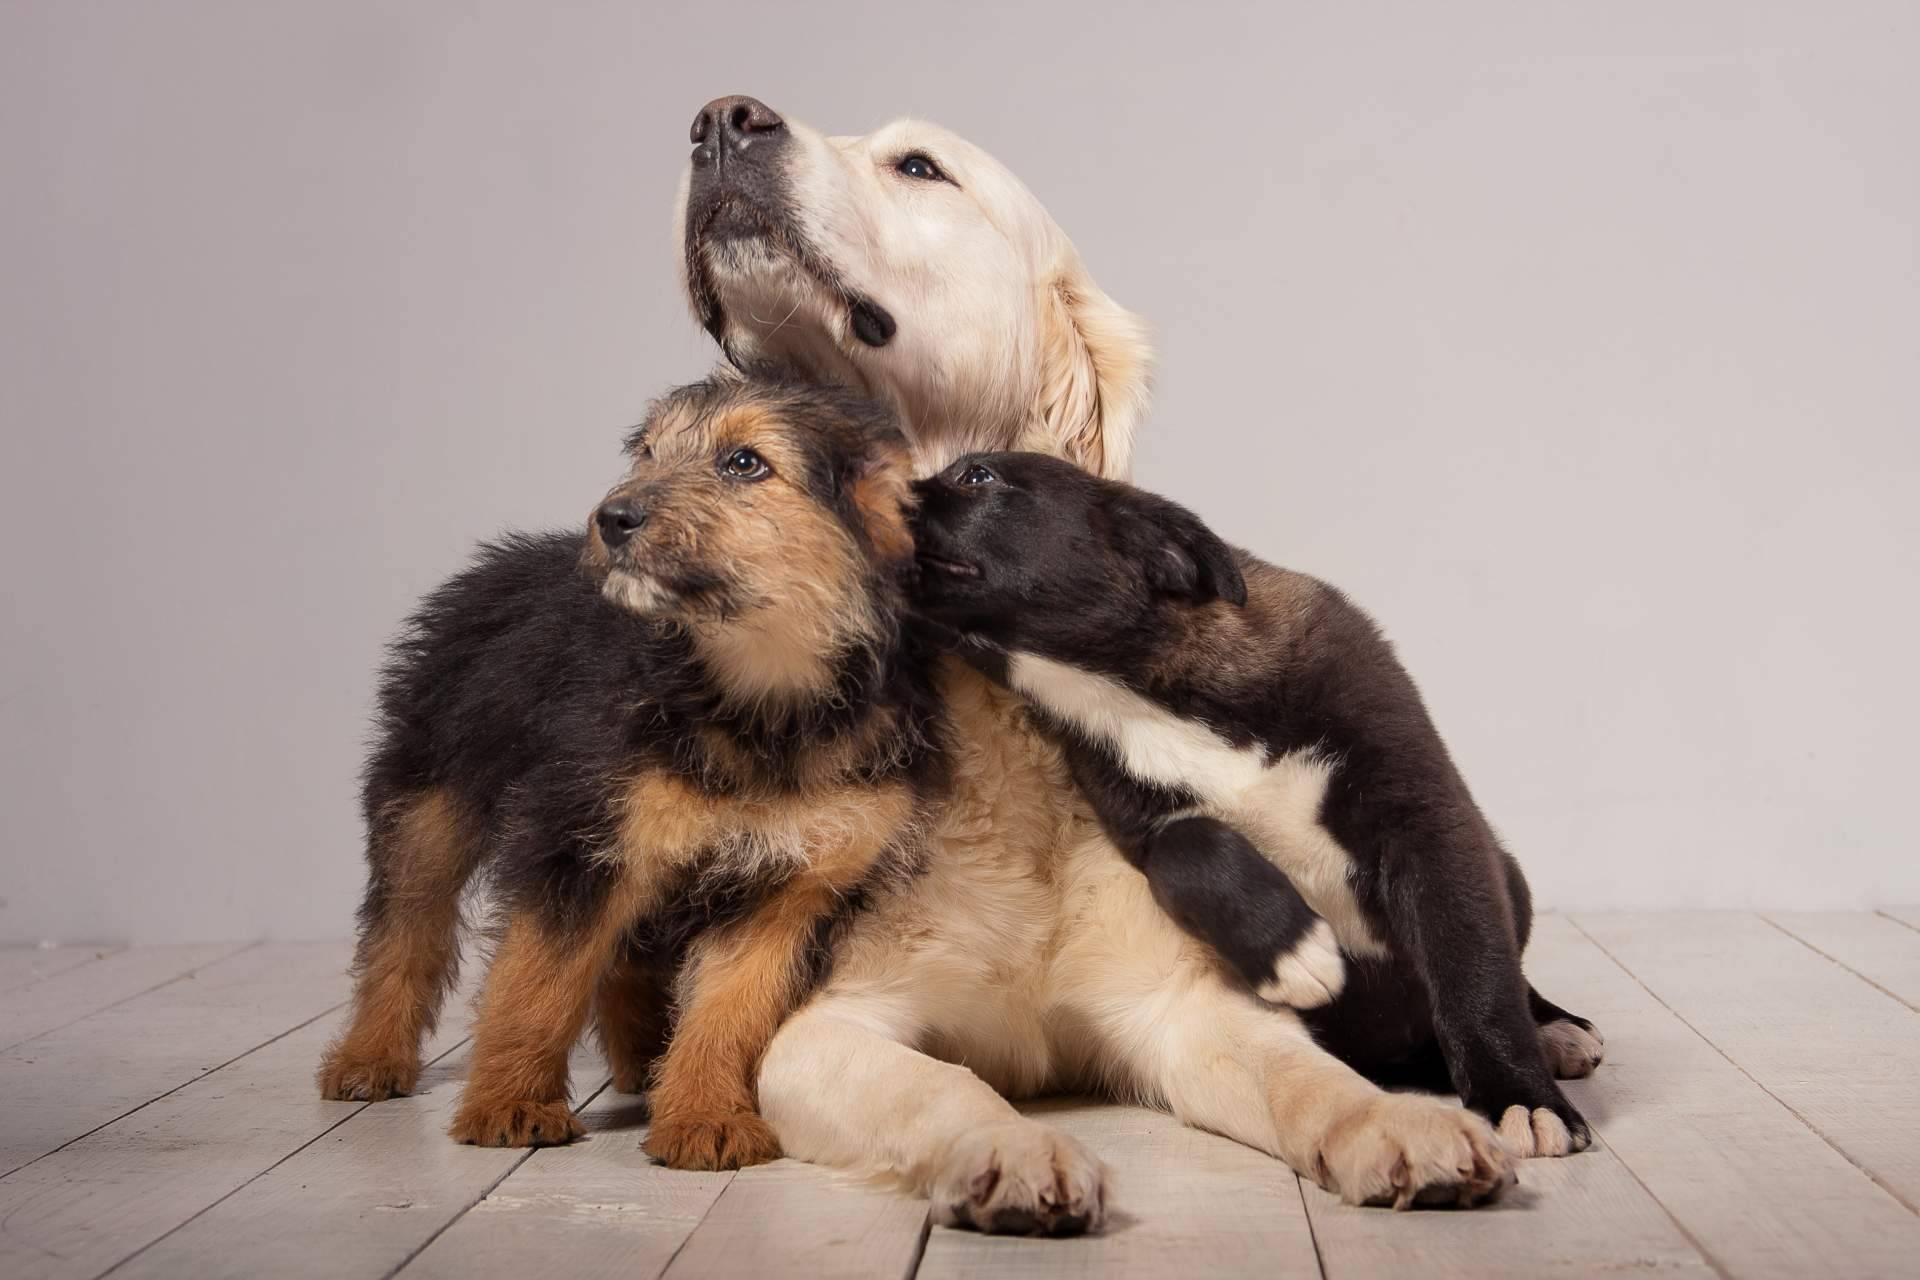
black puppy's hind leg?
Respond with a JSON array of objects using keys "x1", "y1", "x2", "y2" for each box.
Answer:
[
  {"x1": 1529, "y1": 984, "x2": 1606, "y2": 1080},
  {"x1": 1139, "y1": 815, "x2": 1345, "y2": 1008},
  {"x1": 1502, "y1": 850, "x2": 1607, "y2": 1078},
  {"x1": 1375, "y1": 820, "x2": 1592, "y2": 1157}
]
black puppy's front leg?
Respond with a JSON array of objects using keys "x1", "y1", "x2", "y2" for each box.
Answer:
[
  {"x1": 1376, "y1": 822, "x2": 1591, "y2": 1156},
  {"x1": 1138, "y1": 815, "x2": 1345, "y2": 1008}
]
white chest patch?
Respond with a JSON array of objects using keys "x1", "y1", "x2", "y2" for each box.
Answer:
[
  {"x1": 1004, "y1": 651, "x2": 1386, "y2": 956},
  {"x1": 1005, "y1": 653, "x2": 1267, "y2": 798}
]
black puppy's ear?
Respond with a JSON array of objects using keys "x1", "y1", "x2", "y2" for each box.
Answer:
[{"x1": 1139, "y1": 505, "x2": 1247, "y2": 608}]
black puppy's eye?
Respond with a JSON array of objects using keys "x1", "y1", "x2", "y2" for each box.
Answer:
[
  {"x1": 721, "y1": 447, "x2": 770, "y2": 480},
  {"x1": 896, "y1": 153, "x2": 945, "y2": 182},
  {"x1": 958, "y1": 463, "x2": 996, "y2": 486}
]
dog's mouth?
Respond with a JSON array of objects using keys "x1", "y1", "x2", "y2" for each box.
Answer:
[
  {"x1": 685, "y1": 194, "x2": 895, "y2": 352},
  {"x1": 915, "y1": 553, "x2": 980, "y2": 580},
  {"x1": 597, "y1": 561, "x2": 736, "y2": 621}
]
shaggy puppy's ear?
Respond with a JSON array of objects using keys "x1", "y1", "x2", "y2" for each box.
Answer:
[
  {"x1": 843, "y1": 427, "x2": 917, "y2": 569},
  {"x1": 1029, "y1": 262, "x2": 1152, "y2": 482},
  {"x1": 1131, "y1": 502, "x2": 1248, "y2": 609}
]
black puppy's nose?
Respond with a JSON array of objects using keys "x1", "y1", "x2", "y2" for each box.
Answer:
[
  {"x1": 690, "y1": 95, "x2": 786, "y2": 165},
  {"x1": 595, "y1": 498, "x2": 647, "y2": 549}
]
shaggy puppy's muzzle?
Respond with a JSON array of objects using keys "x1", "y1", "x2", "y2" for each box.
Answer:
[{"x1": 582, "y1": 491, "x2": 732, "y2": 620}]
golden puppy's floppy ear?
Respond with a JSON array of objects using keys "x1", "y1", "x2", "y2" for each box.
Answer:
[{"x1": 1029, "y1": 261, "x2": 1152, "y2": 481}]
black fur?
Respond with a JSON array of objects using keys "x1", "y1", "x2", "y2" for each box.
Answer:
[{"x1": 910, "y1": 451, "x2": 1593, "y2": 1145}]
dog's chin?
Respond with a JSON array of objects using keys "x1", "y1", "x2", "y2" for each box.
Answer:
[
  {"x1": 694, "y1": 224, "x2": 896, "y2": 372},
  {"x1": 599, "y1": 569, "x2": 677, "y2": 619}
]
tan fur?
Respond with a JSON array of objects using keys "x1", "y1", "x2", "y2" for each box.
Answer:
[
  {"x1": 589, "y1": 399, "x2": 885, "y2": 709},
  {"x1": 317, "y1": 789, "x2": 475, "y2": 1101},
  {"x1": 448, "y1": 897, "x2": 641, "y2": 1147},
  {"x1": 847, "y1": 440, "x2": 918, "y2": 567}
]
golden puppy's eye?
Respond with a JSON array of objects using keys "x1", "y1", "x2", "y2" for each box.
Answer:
[
  {"x1": 721, "y1": 447, "x2": 770, "y2": 480},
  {"x1": 896, "y1": 153, "x2": 945, "y2": 182}
]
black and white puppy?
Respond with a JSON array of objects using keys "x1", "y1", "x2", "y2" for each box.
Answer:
[{"x1": 910, "y1": 451, "x2": 1603, "y2": 1157}]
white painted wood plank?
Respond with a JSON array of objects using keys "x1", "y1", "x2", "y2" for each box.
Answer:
[
  {"x1": 0, "y1": 941, "x2": 349, "y2": 1175},
  {"x1": 0, "y1": 942, "x2": 249, "y2": 1051},
  {"x1": 0, "y1": 986, "x2": 476, "y2": 1280},
  {"x1": 1879, "y1": 906, "x2": 1920, "y2": 933},
  {"x1": 1577, "y1": 911, "x2": 1920, "y2": 1212},
  {"x1": 917, "y1": 1100, "x2": 1319, "y2": 1280},
  {"x1": 119, "y1": 1044, "x2": 610, "y2": 1280},
  {"x1": 662, "y1": 1152, "x2": 928, "y2": 1280},
  {"x1": 0, "y1": 944, "x2": 122, "y2": 993},
  {"x1": 402, "y1": 1086, "x2": 730, "y2": 1280},
  {"x1": 1766, "y1": 911, "x2": 1920, "y2": 1010},
  {"x1": 1528, "y1": 915, "x2": 1920, "y2": 1278}
]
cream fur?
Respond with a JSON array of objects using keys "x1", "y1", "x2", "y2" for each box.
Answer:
[
  {"x1": 677, "y1": 112, "x2": 1511, "y2": 1217},
  {"x1": 676, "y1": 116, "x2": 1151, "y2": 481}
]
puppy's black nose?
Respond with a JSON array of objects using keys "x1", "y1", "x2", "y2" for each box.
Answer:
[
  {"x1": 595, "y1": 498, "x2": 647, "y2": 549},
  {"x1": 690, "y1": 95, "x2": 786, "y2": 166}
]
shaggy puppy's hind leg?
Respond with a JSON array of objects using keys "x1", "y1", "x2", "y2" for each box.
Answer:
[{"x1": 319, "y1": 788, "x2": 478, "y2": 1102}]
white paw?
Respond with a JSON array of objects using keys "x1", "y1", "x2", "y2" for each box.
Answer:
[
  {"x1": 1496, "y1": 1104, "x2": 1588, "y2": 1158},
  {"x1": 1315, "y1": 1093, "x2": 1513, "y2": 1210},
  {"x1": 1538, "y1": 1019, "x2": 1605, "y2": 1079},
  {"x1": 930, "y1": 1120, "x2": 1108, "y2": 1236},
  {"x1": 1256, "y1": 919, "x2": 1346, "y2": 1009}
]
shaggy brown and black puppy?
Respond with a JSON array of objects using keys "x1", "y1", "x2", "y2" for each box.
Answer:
[
  {"x1": 911, "y1": 451, "x2": 1603, "y2": 1157},
  {"x1": 315, "y1": 374, "x2": 944, "y2": 1171}
]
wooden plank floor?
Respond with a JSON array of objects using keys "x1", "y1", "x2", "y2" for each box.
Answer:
[{"x1": 0, "y1": 913, "x2": 1913, "y2": 1279}]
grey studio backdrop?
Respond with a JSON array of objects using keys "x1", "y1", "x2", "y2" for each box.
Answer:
[{"x1": 3, "y1": 2, "x2": 1915, "y2": 945}]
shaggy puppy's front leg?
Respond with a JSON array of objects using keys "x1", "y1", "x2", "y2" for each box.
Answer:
[
  {"x1": 1139, "y1": 815, "x2": 1344, "y2": 1008},
  {"x1": 759, "y1": 997, "x2": 1109, "y2": 1236},
  {"x1": 641, "y1": 873, "x2": 852, "y2": 1171},
  {"x1": 449, "y1": 907, "x2": 626, "y2": 1147},
  {"x1": 1380, "y1": 827, "x2": 1591, "y2": 1157}
]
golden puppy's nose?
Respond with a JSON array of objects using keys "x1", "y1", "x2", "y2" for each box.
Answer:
[{"x1": 690, "y1": 95, "x2": 785, "y2": 147}]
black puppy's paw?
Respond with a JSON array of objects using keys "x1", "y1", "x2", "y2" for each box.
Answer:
[
  {"x1": 1538, "y1": 1017, "x2": 1605, "y2": 1079},
  {"x1": 1255, "y1": 918, "x2": 1346, "y2": 1009},
  {"x1": 1490, "y1": 1091, "x2": 1591, "y2": 1158}
]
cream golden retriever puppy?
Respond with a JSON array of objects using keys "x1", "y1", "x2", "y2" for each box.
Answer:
[{"x1": 670, "y1": 96, "x2": 1569, "y2": 1231}]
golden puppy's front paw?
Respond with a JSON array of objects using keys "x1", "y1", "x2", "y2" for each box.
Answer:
[
  {"x1": 644, "y1": 1110, "x2": 782, "y2": 1170},
  {"x1": 447, "y1": 1097, "x2": 583, "y2": 1148},
  {"x1": 1316, "y1": 1094, "x2": 1514, "y2": 1210},
  {"x1": 930, "y1": 1121, "x2": 1109, "y2": 1236}
]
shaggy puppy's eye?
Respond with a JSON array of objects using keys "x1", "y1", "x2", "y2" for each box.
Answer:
[
  {"x1": 958, "y1": 463, "x2": 997, "y2": 486},
  {"x1": 721, "y1": 447, "x2": 770, "y2": 480},
  {"x1": 896, "y1": 153, "x2": 946, "y2": 183}
]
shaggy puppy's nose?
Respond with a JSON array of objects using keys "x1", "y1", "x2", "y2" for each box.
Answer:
[
  {"x1": 594, "y1": 498, "x2": 648, "y2": 549},
  {"x1": 690, "y1": 95, "x2": 786, "y2": 165}
]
